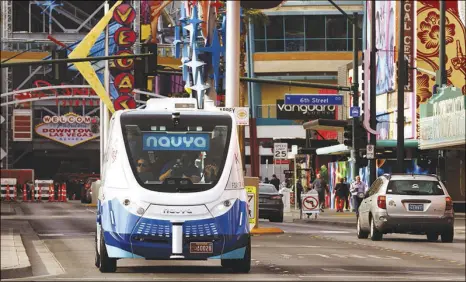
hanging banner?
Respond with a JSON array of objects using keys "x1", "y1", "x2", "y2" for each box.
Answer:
[{"x1": 403, "y1": 1, "x2": 414, "y2": 92}]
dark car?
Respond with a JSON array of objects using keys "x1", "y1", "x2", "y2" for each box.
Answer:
[
  {"x1": 258, "y1": 183, "x2": 284, "y2": 222},
  {"x1": 81, "y1": 177, "x2": 99, "y2": 203}
]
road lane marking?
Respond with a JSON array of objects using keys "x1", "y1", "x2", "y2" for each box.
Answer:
[
  {"x1": 38, "y1": 232, "x2": 95, "y2": 237},
  {"x1": 297, "y1": 254, "x2": 330, "y2": 258}
]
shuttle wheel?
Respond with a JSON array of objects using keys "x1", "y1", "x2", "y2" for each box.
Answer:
[
  {"x1": 99, "y1": 230, "x2": 117, "y2": 273},
  {"x1": 221, "y1": 238, "x2": 251, "y2": 273},
  {"x1": 94, "y1": 232, "x2": 100, "y2": 268}
]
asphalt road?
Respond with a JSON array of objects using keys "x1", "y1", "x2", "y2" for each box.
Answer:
[{"x1": 1, "y1": 201, "x2": 465, "y2": 281}]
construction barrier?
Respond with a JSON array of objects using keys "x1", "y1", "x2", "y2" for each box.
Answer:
[
  {"x1": 1, "y1": 178, "x2": 17, "y2": 201},
  {"x1": 34, "y1": 180, "x2": 53, "y2": 201},
  {"x1": 48, "y1": 184, "x2": 55, "y2": 202}
]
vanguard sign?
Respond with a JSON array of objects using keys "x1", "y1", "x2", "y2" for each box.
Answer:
[
  {"x1": 276, "y1": 99, "x2": 336, "y2": 120},
  {"x1": 35, "y1": 113, "x2": 100, "y2": 147}
]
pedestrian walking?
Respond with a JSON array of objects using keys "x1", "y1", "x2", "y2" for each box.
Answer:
[
  {"x1": 350, "y1": 175, "x2": 368, "y2": 214},
  {"x1": 311, "y1": 173, "x2": 329, "y2": 212},
  {"x1": 270, "y1": 174, "x2": 280, "y2": 191},
  {"x1": 334, "y1": 177, "x2": 349, "y2": 212},
  {"x1": 296, "y1": 180, "x2": 304, "y2": 210},
  {"x1": 343, "y1": 177, "x2": 350, "y2": 211}
]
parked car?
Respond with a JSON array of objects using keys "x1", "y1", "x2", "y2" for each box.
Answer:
[
  {"x1": 258, "y1": 183, "x2": 284, "y2": 222},
  {"x1": 357, "y1": 173, "x2": 454, "y2": 242},
  {"x1": 81, "y1": 177, "x2": 99, "y2": 203}
]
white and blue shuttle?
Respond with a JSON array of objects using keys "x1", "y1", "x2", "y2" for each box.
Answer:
[{"x1": 95, "y1": 98, "x2": 251, "y2": 273}]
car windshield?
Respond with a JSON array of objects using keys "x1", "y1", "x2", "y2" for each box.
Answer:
[
  {"x1": 260, "y1": 184, "x2": 277, "y2": 193},
  {"x1": 386, "y1": 180, "x2": 445, "y2": 195},
  {"x1": 121, "y1": 112, "x2": 231, "y2": 193}
]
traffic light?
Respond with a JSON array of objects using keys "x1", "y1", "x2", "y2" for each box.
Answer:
[
  {"x1": 357, "y1": 121, "x2": 368, "y2": 147},
  {"x1": 396, "y1": 56, "x2": 409, "y2": 87},
  {"x1": 51, "y1": 49, "x2": 67, "y2": 82},
  {"x1": 343, "y1": 123, "x2": 353, "y2": 147},
  {"x1": 143, "y1": 43, "x2": 157, "y2": 76},
  {"x1": 134, "y1": 58, "x2": 145, "y2": 90}
]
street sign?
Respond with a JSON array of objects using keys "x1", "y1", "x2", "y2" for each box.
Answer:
[
  {"x1": 246, "y1": 186, "x2": 257, "y2": 230},
  {"x1": 219, "y1": 107, "x2": 249, "y2": 125},
  {"x1": 274, "y1": 143, "x2": 288, "y2": 159},
  {"x1": 284, "y1": 94, "x2": 344, "y2": 106},
  {"x1": 302, "y1": 190, "x2": 320, "y2": 215},
  {"x1": 366, "y1": 144, "x2": 375, "y2": 159},
  {"x1": 350, "y1": 106, "x2": 360, "y2": 117}
]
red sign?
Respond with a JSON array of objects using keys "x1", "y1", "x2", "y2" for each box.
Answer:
[
  {"x1": 302, "y1": 195, "x2": 319, "y2": 211},
  {"x1": 12, "y1": 109, "x2": 33, "y2": 141},
  {"x1": 114, "y1": 27, "x2": 136, "y2": 48},
  {"x1": 113, "y1": 50, "x2": 135, "y2": 70},
  {"x1": 114, "y1": 95, "x2": 136, "y2": 111},
  {"x1": 14, "y1": 80, "x2": 99, "y2": 107},
  {"x1": 114, "y1": 73, "x2": 135, "y2": 94},
  {"x1": 273, "y1": 159, "x2": 290, "y2": 165},
  {"x1": 113, "y1": 3, "x2": 136, "y2": 25}
]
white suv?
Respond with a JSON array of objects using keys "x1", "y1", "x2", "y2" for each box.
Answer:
[{"x1": 357, "y1": 174, "x2": 454, "y2": 242}]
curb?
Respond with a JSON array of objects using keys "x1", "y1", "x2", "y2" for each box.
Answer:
[
  {"x1": 293, "y1": 218, "x2": 355, "y2": 228},
  {"x1": 0, "y1": 234, "x2": 32, "y2": 280},
  {"x1": 251, "y1": 227, "x2": 284, "y2": 235},
  {"x1": 84, "y1": 203, "x2": 97, "y2": 207}
]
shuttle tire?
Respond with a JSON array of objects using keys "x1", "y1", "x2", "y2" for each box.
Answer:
[
  {"x1": 94, "y1": 232, "x2": 100, "y2": 268},
  {"x1": 221, "y1": 238, "x2": 251, "y2": 273},
  {"x1": 99, "y1": 230, "x2": 117, "y2": 273}
]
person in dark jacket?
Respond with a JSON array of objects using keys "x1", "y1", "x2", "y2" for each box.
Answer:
[
  {"x1": 334, "y1": 177, "x2": 349, "y2": 212},
  {"x1": 296, "y1": 180, "x2": 304, "y2": 210},
  {"x1": 343, "y1": 177, "x2": 351, "y2": 211},
  {"x1": 270, "y1": 174, "x2": 280, "y2": 191}
]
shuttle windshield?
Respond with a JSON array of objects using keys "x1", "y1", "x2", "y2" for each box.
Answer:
[{"x1": 121, "y1": 112, "x2": 232, "y2": 193}]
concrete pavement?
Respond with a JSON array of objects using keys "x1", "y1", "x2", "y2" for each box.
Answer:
[
  {"x1": 1, "y1": 203, "x2": 32, "y2": 279},
  {"x1": 1, "y1": 201, "x2": 465, "y2": 281}
]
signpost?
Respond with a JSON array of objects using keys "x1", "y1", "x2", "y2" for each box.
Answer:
[
  {"x1": 274, "y1": 143, "x2": 288, "y2": 159},
  {"x1": 284, "y1": 94, "x2": 344, "y2": 106},
  {"x1": 366, "y1": 144, "x2": 375, "y2": 159},
  {"x1": 301, "y1": 190, "x2": 320, "y2": 219},
  {"x1": 246, "y1": 186, "x2": 258, "y2": 231}
]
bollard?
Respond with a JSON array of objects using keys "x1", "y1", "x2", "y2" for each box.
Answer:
[
  {"x1": 5, "y1": 184, "x2": 10, "y2": 202},
  {"x1": 22, "y1": 184, "x2": 28, "y2": 202},
  {"x1": 63, "y1": 183, "x2": 68, "y2": 202}
]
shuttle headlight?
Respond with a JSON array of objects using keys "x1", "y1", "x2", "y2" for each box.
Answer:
[{"x1": 210, "y1": 198, "x2": 236, "y2": 217}]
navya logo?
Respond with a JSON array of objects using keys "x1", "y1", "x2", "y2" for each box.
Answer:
[
  {"x1": 162, "y1": 209, "x2": 193, "y2": 215},
  {"x1": 142, "y1": 133, "x2": 210, "y2": 151}
]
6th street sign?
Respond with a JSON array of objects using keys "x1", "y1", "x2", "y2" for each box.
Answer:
[{"x1": 284, "y1": 94, "x2": 344, "y2": 106}]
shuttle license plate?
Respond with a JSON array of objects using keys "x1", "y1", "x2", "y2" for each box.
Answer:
[
  {"x1": 408, "y1": 204, "x2": 424, "y2": 211},
  {"x1": 190, "y1": 242, "x2": 213, "y2": 254}
]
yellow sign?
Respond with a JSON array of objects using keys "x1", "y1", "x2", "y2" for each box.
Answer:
[
  {"x1": 68, "y1": 0, "x2": 123, "y2": 114},
  {"x1": 246, "y1": 186, "x2": 258, "y2": 231}
]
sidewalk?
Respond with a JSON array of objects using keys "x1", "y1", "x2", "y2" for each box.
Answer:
[
  {"x1": 285, "y1": 208, "x2": 466, "y2": 235},
  {"x1": 1, "y1": 202, "x2": 32, "y2": 279}
]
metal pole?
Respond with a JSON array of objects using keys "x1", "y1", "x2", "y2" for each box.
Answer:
[
  {"x1": 439, "y1": 0, "x2": 446, "y2": 86},
  {"x1": 351, "y1": 12, "x2": 360, "y2": 177},
  {"x1": 225, "y1": 0, "x2": 240, "y2": 107},
  {"x1": 397, "y1": 0, "x2": 405, "y2": 173},
  {"x1": 368, "y1": 0, "x2": 377, "y2": 185},
  {"x1": 294, "y1": 155, "x2": 297, "y2": 210},
  {"x1": 100, "y1": 1, "x2": 110, "y2": 179}
]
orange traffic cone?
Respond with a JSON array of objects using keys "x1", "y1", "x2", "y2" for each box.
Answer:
[
  {"x1": 22, "y1": 184, "x2": 28, "y2": 202},
  {"x1": 62, "y1": 183, "x2": 67, "y2": 202},
  {"x1": 5, "y1": 184, "x2": 10, "y2": 202},
  {"x1": 13, "y1": 186, "x2": 17, "y2": 202},
  {"x1": 29, "y1": 186, "x2": 34, "y2": 202},
  {"x1": 37, "y1": 186, "x2": 42, "y2": 202}
]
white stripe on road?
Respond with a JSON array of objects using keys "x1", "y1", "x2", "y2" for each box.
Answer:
[
  {"x1": 38, "y1": 232, "x2": 95, "y2": 237},
  {"x1": 298, "y1": 275, "x2": 465, "y2": 280}
]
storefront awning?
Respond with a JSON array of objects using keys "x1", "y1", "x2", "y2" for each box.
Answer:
[
  {"x1": 316, "y1": 144, "x2": 351, "y2": 155},
  {"x1": 303, "y1": 119, "x2": 348, "y2": 132},
  {"x1": 316, "y1": 140, "x2": 419, "y2": 156}
]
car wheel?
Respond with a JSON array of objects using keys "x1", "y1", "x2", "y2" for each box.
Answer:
[
  {"x1": 99, "y1": 229, "x2": 117, "y2": 273},
  {"x1": 80, "y1": 188, "x2": 86, "y2": 203},
  {"x1": 441, "y1": 226, "x2": 454, "y2": 243},
  {"x1": 221, "y1": 237, "x2": 251, "y2": 273},
  {"x1": 370, "y1": 217, "x2": 383, "y2": 241},
  {"x1": 357, "y1": 216, "x2": 369, "y2": 239},
  {"x1": 426, "y1": 232, "x2": 439, "y2": 242},
  {"x1": 95, "y1": 230, "x2": 100, "y2": 268}
]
